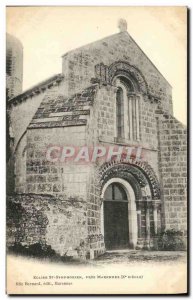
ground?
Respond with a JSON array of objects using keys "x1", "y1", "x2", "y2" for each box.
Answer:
[
  {"x1": 94, "y1": 250, "x2": 187, "y2": 266},
  {"x1": 8, "y1": 250, "x2": 187, "y2": 266}
]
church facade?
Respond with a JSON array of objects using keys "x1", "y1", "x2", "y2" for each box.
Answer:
[{"x1": 7, "y1": 24, "x2": 187, "y2": 258}]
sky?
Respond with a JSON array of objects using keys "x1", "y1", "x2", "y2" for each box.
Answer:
[{"x1": 6, "y1": 6, "x2": 187, "y2": 124}]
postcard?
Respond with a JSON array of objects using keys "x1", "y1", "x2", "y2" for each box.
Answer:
[{"x1": 6, "y1": 6, "x2": 187, "y2": 295}]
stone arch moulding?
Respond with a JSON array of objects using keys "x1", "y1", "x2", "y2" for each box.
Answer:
[
  {"x1": 98, "y1": 160, "x2": 161, "y2": 200},
  {"x1": 108, "y1": 61, "x2": 149, "y2": 95},
  {"x1": 93, "y1": 61, "x2": 149, "y2": 96}
]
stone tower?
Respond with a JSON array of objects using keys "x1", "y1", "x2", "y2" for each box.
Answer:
[{"x1": 6, "y1": 33, "x2": 23, "y2": 99}]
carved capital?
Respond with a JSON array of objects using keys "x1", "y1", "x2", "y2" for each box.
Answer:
[
  {"x1": 152, "y1": 200, "x2": 161, "y2": 210},
  {"x1": 94, "y1": 63, "x2": 110, "y2": 85},
  {"x1": 136, "y1": 200, "x2": 144, "y2": 210},
  {"x1": 145, "y1": 200, "x2": 152, "y2": 209},
  {"x1": 100, "y1": 197, "x2": 104, "y2": 205}
]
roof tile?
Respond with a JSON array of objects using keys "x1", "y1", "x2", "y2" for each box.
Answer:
[{"x1": 29, "y1": 85, "x2": 98, "y2": 128}]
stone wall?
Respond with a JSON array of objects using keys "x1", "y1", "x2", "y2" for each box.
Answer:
[
  {"x1": 25, "y1": 126, "x2": 88, "y2": 197},
  {"x1": 157, "y1": 110, "x2": 187, "y2": 234},
  {"x1": 62, "y1": 31, "x2": 172, "y2": 114},
  {"x1": 11, "y1": 119, "x2": 106, "y2": 257},
  {"x1": 9, "y1": 84, "x2": 64, "y2": 194},
  {"x1": 14, "y1": 133, "x2": 27, "y2": 193},
  {"x1": 86, "y1": 169, "x2": 105, "y2": 257},
  {"x1": 7, "y1": 194, "x2": 88, "y2": 258},
  {"x1": 10, "y1": 84, "x2": 106, "y2": 257},
  {"x1": 92, "y1": 84, "x2": 160, "y2": 179},
  {"x1": 86, "y1": 167, "x2": 101, "y2": 235}
]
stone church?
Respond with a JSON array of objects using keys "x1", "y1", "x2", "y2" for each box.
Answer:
[{"x1": 7, "y1": 21, "x2": 187, "y2": 259}]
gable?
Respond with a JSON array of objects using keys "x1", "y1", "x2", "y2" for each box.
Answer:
[{"x1": 62, "y1": 31, "x2": 172, "y2": 114}]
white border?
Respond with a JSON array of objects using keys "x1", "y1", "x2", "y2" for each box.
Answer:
[{"x1": 0, "y1": 1, "x2": 191, "y2": 299}]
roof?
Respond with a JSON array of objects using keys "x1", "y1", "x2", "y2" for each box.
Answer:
[
  {"x1": 8, "y1": 74, "x2": 64, "y2": 105},
  {"x1": 28, "y1": 84, "x2": 98, "y2": 129}
]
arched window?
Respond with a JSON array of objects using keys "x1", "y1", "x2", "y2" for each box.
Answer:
[
  {"x1": 116, "y1": 88, "x2": 124, "y2": 138},
  {"x1": 114, "y1": 76, "x2": 140, "y2": 141},
  {"x1": 104, "y1": 182, "x2": 128, "y2": 201}
]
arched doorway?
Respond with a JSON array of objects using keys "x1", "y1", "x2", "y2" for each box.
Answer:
[
  {"x1": 101, "y1": 178, "x2": 138, "y2": 250},
  {"x1": 104, "y1": 182, "x2": 128, "y2": 250}
]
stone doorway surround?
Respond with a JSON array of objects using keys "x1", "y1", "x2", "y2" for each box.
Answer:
[{"x1": 101, "y1": 177, "x2": 138, "y2": 249}]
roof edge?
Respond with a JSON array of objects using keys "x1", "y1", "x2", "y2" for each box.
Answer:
[
  {"x1": 62, "y1": 32, "x2": 120, "y2": 57},
  {"x1": 127, "y1": 32, "x2": 172, "y2": 88},
  {"x1": 8, "y1": 74, "x2": 64, "y2": 105}
]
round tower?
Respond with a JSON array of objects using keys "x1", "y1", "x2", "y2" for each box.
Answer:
[{"x1": 6, "y1": 33, "x2": 23, "y2": 99}]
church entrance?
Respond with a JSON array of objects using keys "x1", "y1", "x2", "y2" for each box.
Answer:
[
  {"x1": 103, "y1": 182, "x2": 129, "y2": 250},
  {"x1": 100, "y1": 163, "x2": 161, "y2": 252}
]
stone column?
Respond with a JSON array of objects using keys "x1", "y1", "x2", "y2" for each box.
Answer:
[
  {"x1": 145, "y1": 200, "x2": 151, "y2": 249},
  {"x1": 113, "y1": 87, "x2": 119, "y2": 140},
  {"x1": 137, "y1": 210, "x2": 142, "y2": 238},
  {"x1": 136, "y1": 200, "x2": 142, "y2": 239},
  {"x1": 152, "y1": 200, "x2": 162, "y2": 235},
  {"x1": 136, "y1": 95, "x2": 140, "y2": 140},
  {"x1": 136, "y1": 200, "x2": 145, "y2": 249},
  {"x1": 132, "y1": 96, "x2": 136, "y2": 140},
  {"x1": 128, "y1": 95, "x2": 133, "y2": 140},
  {"x1": 152, "y1": 202, "x2": 158, "y2": 235},
  {"x1": 100, "y1": 198, "x2": 104, "y2": 236}
]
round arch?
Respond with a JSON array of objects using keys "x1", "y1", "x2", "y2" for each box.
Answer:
[
  {"x1": 97, "y1": 161, "x2": 161, "y2": 250},
  {"x1": 108, "y1": 61, "x2": 149, "y2": 95},
  {"x1": 113, "y1": 74, "x2": 137, "y2": 93},
  {"x1": 99, "y1": 160, "x2": 160, "y2": 200}
]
